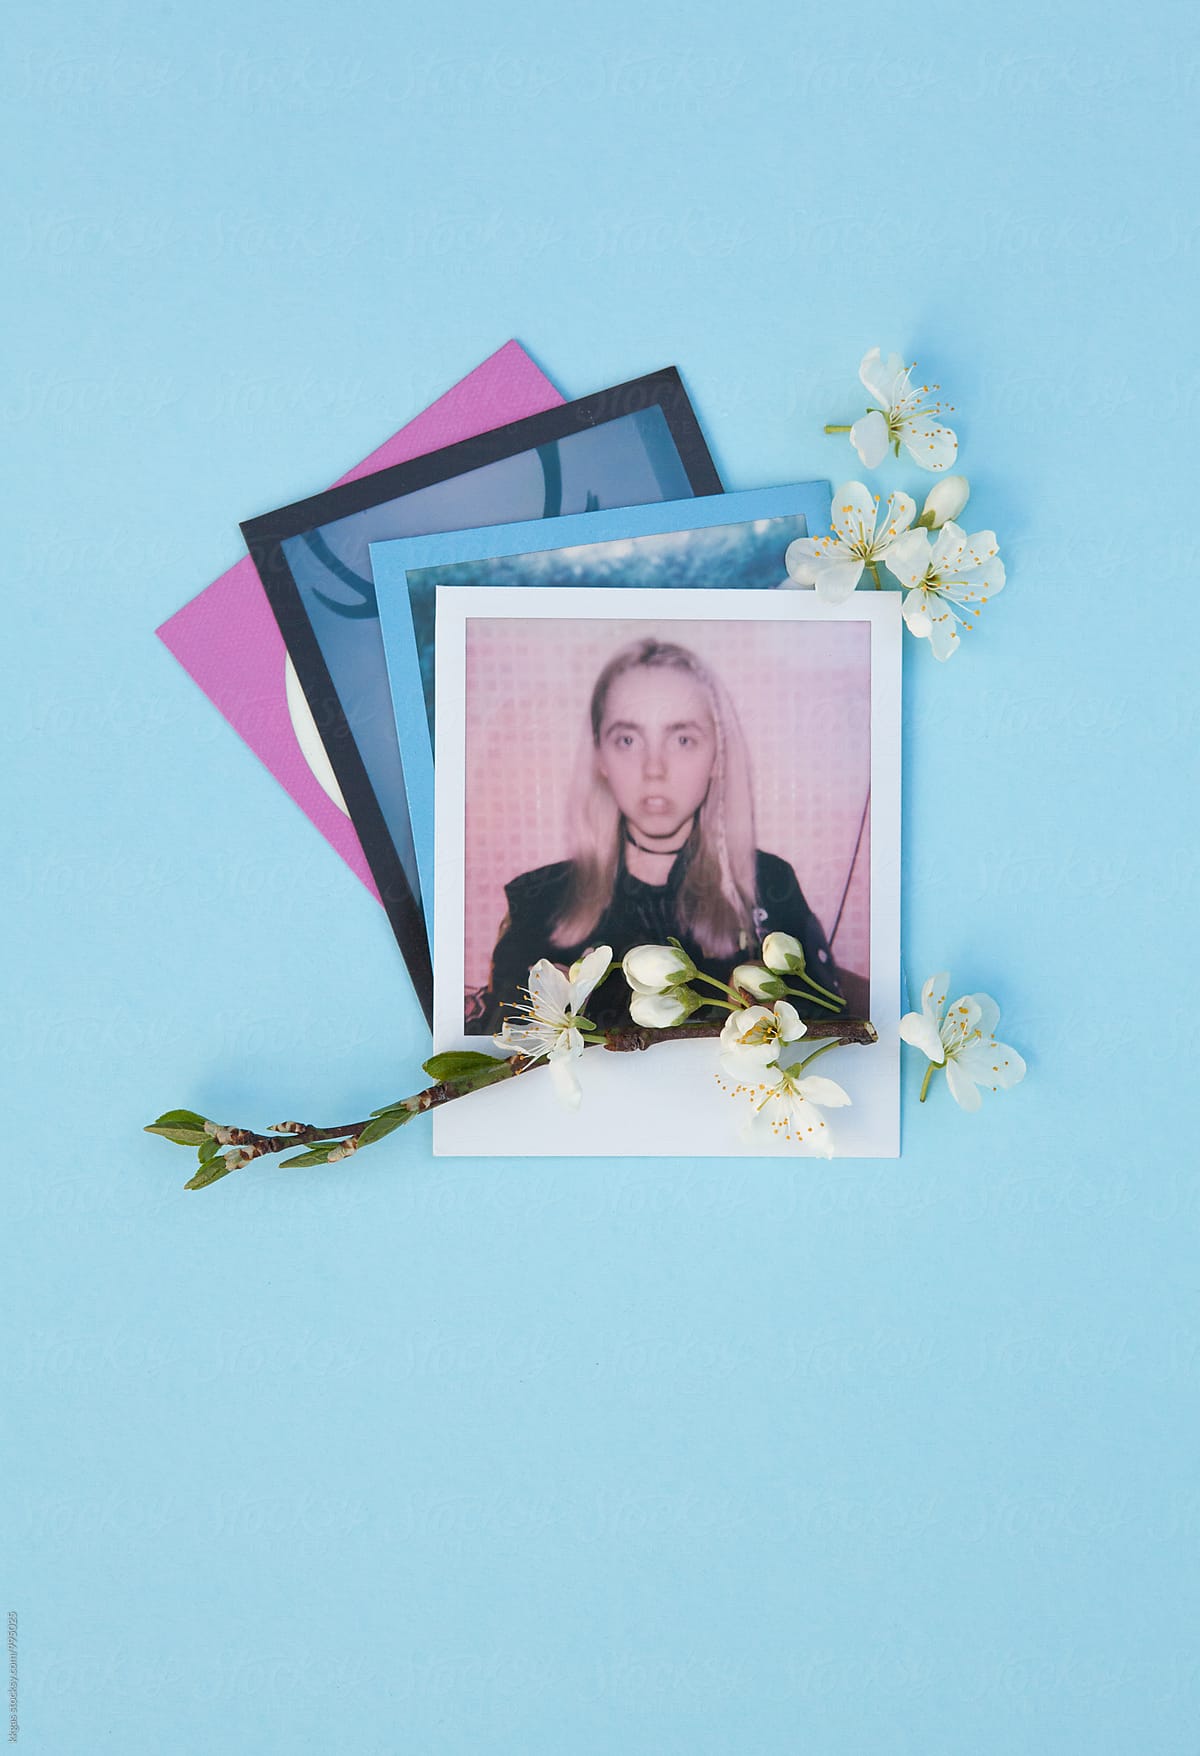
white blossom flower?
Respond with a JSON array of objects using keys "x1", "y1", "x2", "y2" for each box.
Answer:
[
  {"x1": 920, "y1": 475, "x2": 970, "y2": 529},
  {"x1": 884, "y1": 522, "x2": 1006, "y2": 660},
  {"x1": 849, "y1": 348, "x2": 958, "y2": 472},
  {"x1": 761, "y1": 931, "x2": 806, "y2": 975},
  {"x1": 785, "y1": 481, "x2": 916, "y2": 602},
  {"x1": 717, "y1": 1001, "x2": 806, "y2": 1080},
  {"x1": 730, "y1": 963, "x2": 787, "y2": 1000},
  {"x1": 494, "y1": 945, "x2": 612, "y2": 1109},
  {"x1": 720, "y1": 1055, "x2": 852, "y2": 1156},
  {"x1": 622, "y1": 942, "x2": 697, "y2": 994},
  {"x1": 899, "y1": 971, "x2": 1026, "y2": 1111},
  {"x1": 629, "y1": 986, "x2": 701, "y2": 1028}
]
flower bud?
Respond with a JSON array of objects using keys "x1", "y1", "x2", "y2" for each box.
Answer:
[
  {"x1": 731, "y1": 963, "x2": 787, "y2": 1000},
  {"x1": 629, "y1": 987, "x2": 700, "y2": 1028},
  {"x1": 761, "y1": 931, "x2": 806, "y2": 975},
  {"x1": 622, "y1": 942, "x2": 697, "y2": 994},
  {"x1": 919, "y1": 475, "x2": 969, "y2": 529}
]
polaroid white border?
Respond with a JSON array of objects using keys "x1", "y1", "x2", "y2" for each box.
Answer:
[{"x1": 433, "y1": 587, "x2": 901, "y2": 1159}]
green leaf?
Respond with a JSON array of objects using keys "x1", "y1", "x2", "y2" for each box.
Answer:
[
  {"x1": 146, "y1": 1109, "x2": 211, "y2": 1147},
  {"x1": 146, "y1": 1124, "x2": 209, "y2": 1147},
  {"x1": 197, "y1": 1137, "x2": 220, "y2": 1165},
  {"x1": 421, "y1": 1050, "x2": 505, "y2": 1082},
  {"x1": 185, "y1": 1156, "x2": 238, "y2": 1191},
  {"x1": 356, "y1": 1114, "x2": 410, "y2": 1149},
  {"x1": 279, "y1": 1145, "x2": 339, "y2": 1168}
]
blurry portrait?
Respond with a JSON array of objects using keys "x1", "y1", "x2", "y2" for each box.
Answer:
[{"x1": 459, "y1": 612, "x2": 873, "y2": 1035}]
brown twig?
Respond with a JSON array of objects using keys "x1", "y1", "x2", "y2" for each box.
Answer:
[
  {"x1": 199, "y1": 1018, "x2": 878, "y2": 1167},
  {"x1": 602, "y1": 1017, "x2": 878, "y2": 1052}
]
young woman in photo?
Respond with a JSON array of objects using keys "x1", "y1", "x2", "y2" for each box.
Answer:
[{"x1": 473, "y1": 636, "x2": 855, "y2": 1032}]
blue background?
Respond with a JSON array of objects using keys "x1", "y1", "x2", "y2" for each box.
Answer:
[{"x1": 5, "y1": 1, "x2": 1195, "y2": 1750}]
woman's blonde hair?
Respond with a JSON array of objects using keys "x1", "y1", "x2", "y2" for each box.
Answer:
[{"x1": 550, "y1": 638, "x2": 758, "y2": 957}]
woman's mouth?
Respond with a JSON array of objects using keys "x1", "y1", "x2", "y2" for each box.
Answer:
[{"x1": 640, "y1": 795, "x2": 673, "y2": 815}]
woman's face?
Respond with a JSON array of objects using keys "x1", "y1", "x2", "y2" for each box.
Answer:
[{"x1": 595, "y1": 664, "x2": 717, "y2": 841}]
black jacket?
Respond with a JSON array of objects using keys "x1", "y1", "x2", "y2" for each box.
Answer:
[{"x1": 471, "y1": 846, "x2": 844, "y2": 1034}]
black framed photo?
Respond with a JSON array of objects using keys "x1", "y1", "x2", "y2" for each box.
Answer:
[{"x1": 241, "y1": 368, "x2": 722, "y2": 1023}]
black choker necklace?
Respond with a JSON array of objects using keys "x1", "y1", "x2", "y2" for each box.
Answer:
[{"x1": 625, "y1": 829, "x2": 686, "y2": 857}]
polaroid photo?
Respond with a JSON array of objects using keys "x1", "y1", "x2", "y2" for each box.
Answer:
[
  {"x1": 433, "y1": 588, "x2": 901, "y2": 1159},
  {"x1": 370, "y1": 482, "x2": 833, "y2": 938},
  {"x1": 156, "y1": 341, "x2": 563, "y2": 905},
  {"x1": 240, "y1": 369, "x2": 721, "y2": 1023}
]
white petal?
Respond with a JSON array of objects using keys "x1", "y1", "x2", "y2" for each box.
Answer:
[
  {"x1": 940, "y1": 995, "x2": 982, "y2": 1051},
  {"x1": 569, "y1": 944, "x2": 612, "y2": 1009},
  {"x1": 850, "y1": 410, "x2": 888, "y2": 469},
  {"x1": 991, "y1": 1041, "x2": 1026, "y2": 1088},
  {"x1": 936, "y1": 566, "x2": 1003, "y2": 615},
  {"x1": 901, "y1": 417, "x2": 958, "y2": 471},
  {"x1": 883, "y1": 528, "x2": 932, "y2": 588},
  {"x1": 795, "y1": 1074, "x2": 851, "y2": 1108},
  {"x1": 921, "y1": 971, "x2": 950, "y2": 1020},
  {"x1": 944, "y1": 1057, "x2": 983, "y2": 1111},
  {"x1": 830, "y1": 481, "x2": 879, "y2": 546},
  {"x1": 945, "y1": 545, "x2": 1005, "y2": 600},
  {"x1": 719, "y1": 1046, "x2": 778, "y2": 1084},
  {"x1": 784, "y1": 537, "x2": 823, "y2": 585},
  {"x1": 787, "y1": 1100, "x2": 839, "y2": 1156},
  {"x1": 901, "y1": 590, "x2": 933, "y2": 638},
  {"x1": 955, "y1": 1038, "x2": 1026, "y2": 1091},
  {"x1": 548, "y1": 1053, "x2": 582, "y2": 1110},
  {"x1": 527, "y1": 959, "x2": 570, "y2": 1017},
  {"x1": 899, "y1": 1010, "x2": 945, "y2": 1063},
  {"x1": 735, "y1": 1044, "x2": 783, "y2": 1075},
  {"x1": 858, "y1": 347, "x2": 907, "y2": 406},
  {"x1": 738, "y1": 1094, "x2": 780, "y2": 1143},
  {"x1": 494, "y1": 1020, "x2": 543, "y2": 1058},
  {"x1": 963, "y1": 992, "x2": 1001, "y2": 1038},
  {"x1": 926, "y1": 604, "x2": 961, "y2": 661},
  {"x1": 963, "y1": 529, "x2": 1002, "y2": 571},
  {"x1": 814, "y1": 558, "x2": 867, "y2": 604},
  {"x1": 876, "y1": 490, "x2": 917, "y2": 547},
  {"x1": 773, "y1": 1001, "x2": 807, "y2": 1044},
  {"x1": 930, "y1": 521, "x2": 969, "y2": 574}
]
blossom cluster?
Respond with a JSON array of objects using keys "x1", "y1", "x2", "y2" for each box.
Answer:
[
  {"x1": 492, "y1": 935, "x2": 1026, "y2": 1152},
  {"x1": 624, "y1": 934, "x2": 854, "y2": 1156},
  {"x1": 493, "y1": 933, "x2": 857, "y2": 1155},
  {"x1": 802, "y1": 349, "x2": 1007, "y2": 659}
]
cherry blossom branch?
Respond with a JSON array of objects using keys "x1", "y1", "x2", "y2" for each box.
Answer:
[{"x1": 146, "y1": 1014, "x2": 878, "y2": 1191}]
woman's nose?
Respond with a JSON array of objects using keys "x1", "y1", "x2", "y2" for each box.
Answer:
[{"x1": 643, "y1": 742, "x2": 666, "y2": 778}]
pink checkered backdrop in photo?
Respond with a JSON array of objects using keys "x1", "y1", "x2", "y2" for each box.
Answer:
[{"x1": 464, "y1": 616, "x2": 871, "y2": 996}]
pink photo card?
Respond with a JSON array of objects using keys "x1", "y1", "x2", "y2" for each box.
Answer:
[{"x1": 155, "y1": 341, "x2": 563, "y2": 899}]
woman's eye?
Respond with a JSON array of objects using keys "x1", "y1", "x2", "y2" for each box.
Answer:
[{"x1": 677, "y1": 734, "x2": 695, "y2": 748}]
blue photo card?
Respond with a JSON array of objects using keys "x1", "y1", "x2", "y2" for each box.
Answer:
[{"x1": 370, "y1": 482, "x2": 832, "y2": 936}]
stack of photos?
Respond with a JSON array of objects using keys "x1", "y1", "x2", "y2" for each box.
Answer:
[{"x1": 158, "y1": 352, "x2": 901, "y2": 1157}]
